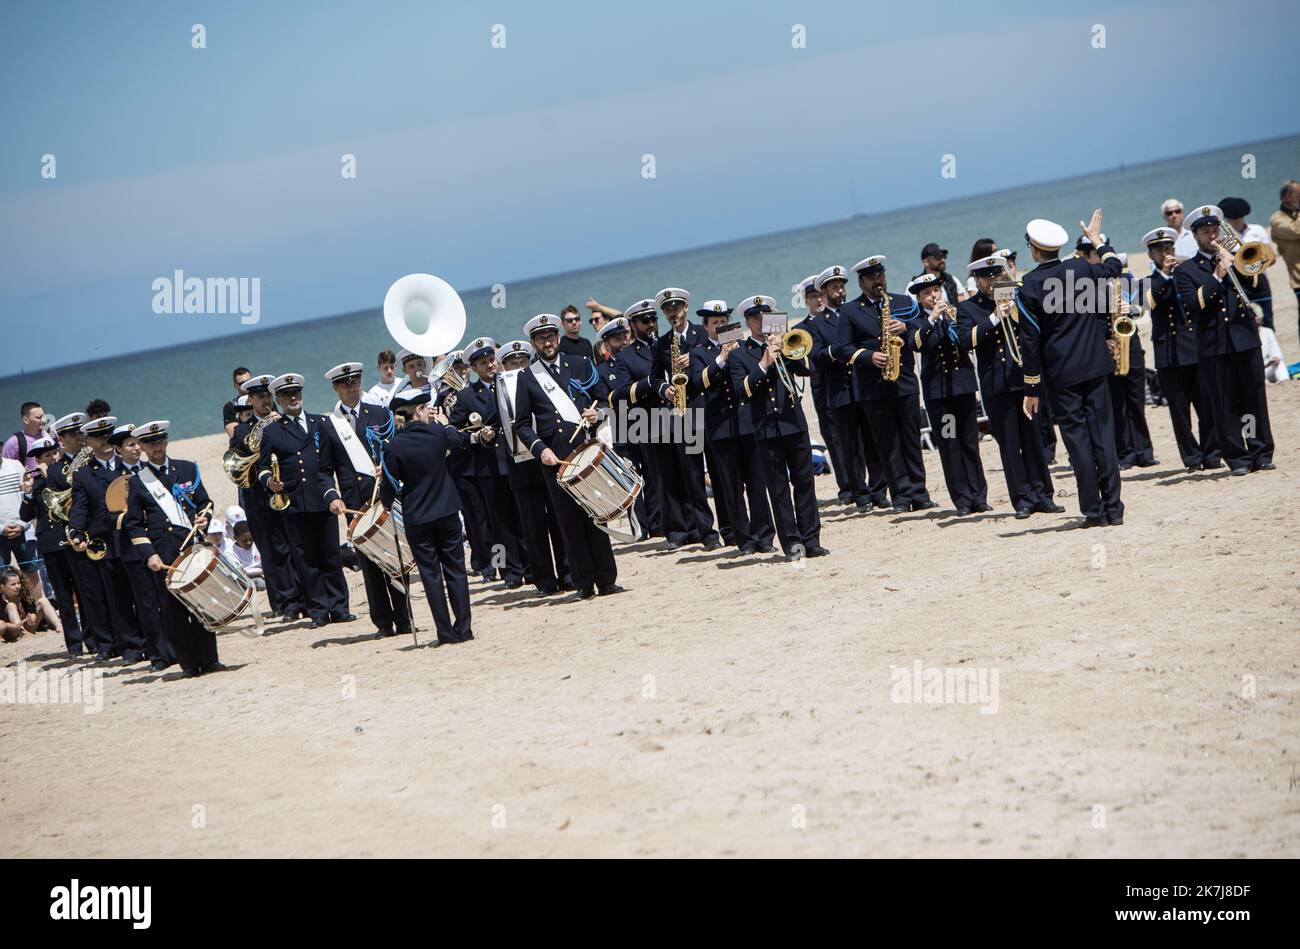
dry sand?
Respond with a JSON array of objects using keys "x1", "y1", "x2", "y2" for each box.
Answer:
[{"x1": 3, "y1": 260, "x2": 1298, "y2": 858}]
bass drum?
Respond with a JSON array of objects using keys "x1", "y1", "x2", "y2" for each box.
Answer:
[
  {"x1": 556, "y1": 440, "x2": 642, "y2": 542},
  {"x1": 347, "y1": 502, "x2": 416, "y2": 582},
  {"x1": 166, "y1": 545, "x2": 255, "y2": 631}
]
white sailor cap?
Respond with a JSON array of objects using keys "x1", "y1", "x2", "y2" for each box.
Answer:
[
  {"x1": 240, "y1": 373, "x2": 275, "y2": 394},
  {"x1": 389, "y1": 389, "x2": 431, "y2": 415},
  {"x1": 450, "y1": 349, "x2": 467, "y2": 364},
  {"x1": 655, "y1": 287, "x2": 691, "y2": 309},
  {"x1": 499, "y1": 339, "x2": 534, "y2": 360},
  {"x1": 135, "y1": 420, "x2": 171, "y2": 443},
  {"x1": 623, "y1": 299, "x2": 659, "y2": 321},
  {"x1": 235, "y1": 394, "x2": 251, "y2": 408},
  {"x1": 52, "y1": 412, "x2": 88, "y2": 434},
  {"x1": 1076, "y1": 232, "x2": 1108, "y2": 252},
  {"x1": 736, "y1": 294, "x2": 777, "y2": 319},
  {"x1": 1142, "y1": 227, "x2": 1179, "y2": 247},
  {"x1": 816, "y1": 265, "x2": 849, "y2": 290},
  {"x1": 968, "y1": 255, "x2": 1008, "y2": 276},
  {"x1": 598, "y1": 317, "x2": 631, "y2": 340},
  {"x1": 907, "y1": 272, "x2": 943, "y2": 295},
  {"x1": 108, "y1": 423, "x2": 136, "y2": 445},
  {"x1": 695, "y1": 299, "x2": 731, "y2": 318},
  {"x1": 801, "y1": 275, "x2": 821, "y2": 293},
  {"x1": 80, "y1": 416, "x2": 117, "y2": 436},
  {"x1": 25, "y1": 436, "x2": 57, "y2": 458},
  {"x1": 396, "y1": 348, "x2": 425, "y2": 365},
  {"x1": 270, "y1": 373, "x2": 305, "y2": 394},
  {"x1": 852, "y1": 255, "x2": 887, "y2": 274},
  {"x1": 464, "y1": 337, "x2": 497, "y2": 362},
  {"x1": 524, "y1": 313, "x2": 561, "y2": 337},
  {"x1": 1185, "y1": 204, "x2": 1223, "y2": 231},
  {"x1": 324, "y1": 362, "x2": 364, "y2": 384},
  {"x1": 1025, "y1": 219, "x2": 1069, "y2": 252}
]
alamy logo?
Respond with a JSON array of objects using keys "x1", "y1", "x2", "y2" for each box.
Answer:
[
  {"x1": 152, "y1": 269, "x2": 260, "y2": 325},
  {"x1": 49, "y1": 879, "x2": 151, "y2": 929}
]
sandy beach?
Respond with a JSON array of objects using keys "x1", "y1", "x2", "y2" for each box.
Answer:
[{"x1": 2, "y1": 256, "x2": 1297, "y2": 858}]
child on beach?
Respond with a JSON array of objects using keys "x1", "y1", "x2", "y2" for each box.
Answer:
[{"x1": 2, "y1": 566, "x2": 62, "y2": 642}]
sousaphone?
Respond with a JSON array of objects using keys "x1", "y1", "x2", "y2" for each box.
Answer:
[{"x1": 383, "y1": 274, "x2": 466, "y2": 360}]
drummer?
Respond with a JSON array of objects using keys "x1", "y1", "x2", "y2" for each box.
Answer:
[
  {"x1": 378, "y1": 389, "x2": 481, "y2": 645},
  {"x1": 122, "y1": 421, "x2": 222, "y2": 677},
  {"x1": 108, "y1": 422, "x2": 170, "y2": 669},
  {"x1": 324, "y1": 361, "x2": 410, "y2": 639}
]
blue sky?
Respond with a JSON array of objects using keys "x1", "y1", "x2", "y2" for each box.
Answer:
[{"x1": 2, "y1": 0, "x2": 1295, "y2": 372}]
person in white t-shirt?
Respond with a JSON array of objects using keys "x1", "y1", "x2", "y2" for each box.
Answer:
[
  {"x1": 365, "y1": 349, "x2": 405, "y2": 407},
  {"x1": 224, "y1": 520, "x2": 265, "y2": 588}
]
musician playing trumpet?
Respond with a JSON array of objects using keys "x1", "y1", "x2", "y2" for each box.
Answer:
[{"x1": 909, "y1": 273, "x2": 989, "y2": 516}]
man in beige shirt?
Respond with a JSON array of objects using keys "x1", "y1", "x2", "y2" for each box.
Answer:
[{"x1": 1268, "y1": 179, "x2": 1300, "y2": 339}]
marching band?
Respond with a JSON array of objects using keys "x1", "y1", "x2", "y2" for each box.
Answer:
[{"x1": 10, "y1": 206, "x2": 1283, "y2": 674}]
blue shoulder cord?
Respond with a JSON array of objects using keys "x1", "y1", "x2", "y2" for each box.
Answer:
[
  {"x1": 1012, "y1": 288, "x2": 1040, "y2": 331},
  {"x1": 171, "y1": 468, "x2": 202, "y2": 511},
  {"x1": 368, "y1": 410, "x2": 403, "y2": 495},
  {"x1": 566, "y1": 359, "x2": 599, "y2": 401}
]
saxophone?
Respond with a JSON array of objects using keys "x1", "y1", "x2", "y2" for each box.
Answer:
[
  {"x1": 1109, "y1": 278, "x2": 1135, "y2": 376},
  {"x1": 669, "y1": 329, "x2": 688, "y2": 416},
  {"x1": 879, "y1": 292, "x2": 903, "y2": 382},
  {"x1": 42, "y1": 445, "x2": 93, "y2": 522}
]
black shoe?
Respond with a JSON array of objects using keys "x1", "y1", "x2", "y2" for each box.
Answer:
[
  {"x1": 94, "y1": 651, "x2": 115, "y2": 662},
  {"x1": 597, "y1": 584, "x2": 625, "y2": 596},
  {"x1": 892, "y1": 503, "x2": 909, "y2": 514},
  {"x1": 502, "y1": 577, "x2": 524, "y2": 589},
  {"x1": 1230, "y1": 467, "x2": 1250, "y2": 477},
  {"x1": 479, "y1": 569, "x2": 498, "y2": 582},
  {"x1": 756, "y1": 542, "x2": 777, "y2": 554},
  {"x1": 149, "y1": 659, "x2": 170, "y2": 672},
  {"x1": 121, "y1": 652, "x2": 145, "y2": 665},
  {"x1": 1033, "y1": 501, "x2": 1066, "y2": 514},
  {"x1": 738, "y1": 542, "x2": 758, "y2": 555},
  {"x1": 1108, "y1": 515, "x2": 1124, "y2": 526},
  {"x1": 280, "y1": 609, "x2": 302, "y2": 621},
  {"x1": 856, "y1": 501, "x2": 874, "y2": 513},
  {"x1": 534, "y1": 585, "x2": 559, "y2": 596},
  {"x1": 1081, "y1": 516, "x2": 1106, "y2": 528},
  {"x1": 663, "y1": 540, "x2": 685, "y2": 552},
  {"x1": 805, "y1": 545, "x2": 830, "y2": 558},
  {"x1": 836, "y1": 491, "x2": 853, "y2": 504},
  {"x1": 374, "y1": 628, "x2": 397, "y2": 639},
  {"x1": 571, "y1": 588, "x2": 596, "y2": 601},
  {"x1": 785, "y1": 550, "x2": 804, "y2": 563},
  {"x1": 1014, "y1": 508, "x2": 1033, "y2": 520},
  {"x1": 954, "y1": 506, "x2": 971, "y2": 516},
  {"x1": 1136, "y1": 457, "x2": 1158, "y2": 467},
  {"x1": 1202, "y1": 459, "x2": 1224, "y2": 470},
  {"x1": 181, "y1": 669, "x2": 201, "y2": 679},
  {"x1": 702, "y1": 536, "x2": 723, "y2": 551},
  {"x1": 200, "y1": 662, "x2": 226, "y2": 674},
  {"x1": 329, "y1": 613, "x2": 357, "y2": 623},
  {"x1": 972, "y1": 502, "x2": 993, "y2": 513},
  {"x1": 1254, "y1": 461, "x2": 1276, "y2": 471},
  {"x1": 910, "y1": 499, "x2": 938, "y2": 511},
  {"x1": 1118, "y1": 462, "x2": 1133, "y2": 471},
  {"x1": 1186, "y1": 465, "x2": 1200, "y2": 474},
  {"x1": 308, "y1": 618, "x2": 329, "y2": 629}
]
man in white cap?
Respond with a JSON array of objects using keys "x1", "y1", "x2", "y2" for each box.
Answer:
[
  {"x1": 826, "y1": 255, "x2": 935, "y2": 513},
  {"x1": 729, "y1": 294, "x2": 827, "y2": 561},
  {"x1": 652, "y1": 287, "x2": 721, "y2": 550},
  {"x1": 495, "y1": 339, "x2": 572, "y2": 594},
  {"x1": 123, "y1": 420, "x2": 220, "y2": 676},
  {"x1": 257, "y1": 373, "x2": 356, "y2": 628},
  {"x1": 956, "y1": 255, "x2": 1061, "y2": 518},
  {"x1": 1017, "y1": 209, "x2": 1126, "y2": 526},
  {"x1": 510, "y1": 314, "x2": 622, "y2": 600},
  {"x1": 1140, "y1": 227, "x2": 1218, "y2": 473},
  {"x1": 798, "y1": 276, "x2": 853, "y2": 505},
  {"x1": 231, "y1": 373, "x2": 303, "y2": 620},
  {"x1": 685, "y1": 299, "x2": 776, "y2": 554},
  {"x1": 1172, "y1": 205, "x2": 1275, "y2": 476},
  {"x1": 68, "y1": 415, "x2": 146, "y2": 662},
  {"x1": 35, "y1": 413, "x2": 90, "y2": 653},
  {"x1": 18, "y1": 435, "x2": 85, "y2": 655},
  {"x1": 325, "y1": 361, "x2": 412, "y2": 636},
  {"x1": 444, "y1": 339, "x2": 527, "y2": 591}
]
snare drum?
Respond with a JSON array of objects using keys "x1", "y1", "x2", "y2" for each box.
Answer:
[
  {"x1": 347, "y1": 502, "x2": 415, "y2": 582},
  {"x1": 557, "y1": 440, "x2": 642, "y2": 526},
  {"x1": 167, "y1": 545, "x2": 255, "y2": 630}
]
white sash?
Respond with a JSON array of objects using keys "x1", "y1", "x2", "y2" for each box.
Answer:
[
  {"x1": 329, "y1": 406, "x2": 376, "y2": 475},
  {"x1": 529, "y1": 361, "x2": 583, "y2": 425},
  {"x1": 138, "y1": 467, "x2": 190, "y2": 529},
  {"x1": 495, "y1": 369, "x2": 534, "y2": 463}
]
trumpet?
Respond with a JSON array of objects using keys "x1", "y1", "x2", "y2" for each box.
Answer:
[
  {"x1": 268, "y1": 454, "x2": 290, "y2": 511},
  {"x1": 990, "y1": 279, "x2": 1023, "y2": 367}
]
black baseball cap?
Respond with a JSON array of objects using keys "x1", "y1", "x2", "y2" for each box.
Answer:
[{"x1": 920, "y1": 242, "x2": 948, "y2": 259}]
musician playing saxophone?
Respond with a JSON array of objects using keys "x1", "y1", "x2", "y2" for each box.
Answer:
[{"x1": 230, "y1": 373, "x2": 302, "y2": 621}]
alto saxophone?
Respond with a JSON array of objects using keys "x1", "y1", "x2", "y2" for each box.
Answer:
[
  {"x1": 669, "y1": 329, "x2": 688, "y2": 416},
  {"x1": 880, "y1": 292, "x2": 903, "y2": 382},
  {"x1": 1109, "y1": 278, "x2": 1135, "y2": 376}
]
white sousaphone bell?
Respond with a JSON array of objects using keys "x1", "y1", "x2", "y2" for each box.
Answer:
[{"x1": 383, "y1": 273, "x2": 467, "y2": 362}]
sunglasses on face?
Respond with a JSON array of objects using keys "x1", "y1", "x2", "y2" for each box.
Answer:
[
  {"x1": 1164, "y1": 209, "x2": 1181, "y2": 217},
  {"x1": 562, "y1": 316, "x2": 579, "y2": 323}
]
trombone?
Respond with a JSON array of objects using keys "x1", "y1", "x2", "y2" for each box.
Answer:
[{"x1": 1212, "y1": 223, "x2": 1273, "y2": 323}]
